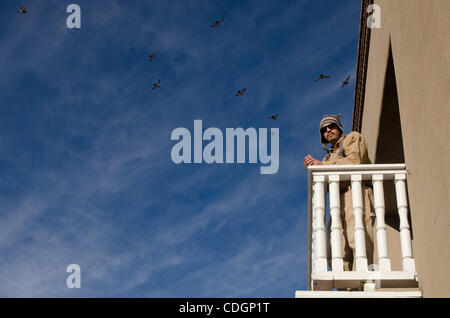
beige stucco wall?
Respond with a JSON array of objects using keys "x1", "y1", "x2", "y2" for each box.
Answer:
[{"x1": 359, "y1": 0, "x2": 450, "y2": 297}]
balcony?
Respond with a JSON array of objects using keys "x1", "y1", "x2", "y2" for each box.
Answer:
[{"x1": 296, "y1": 164, "x2": 422, "y2": 298}]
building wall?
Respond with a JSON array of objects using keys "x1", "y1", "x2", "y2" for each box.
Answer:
[{"x1": 359, "y1": 0, "x2": 450, "y2": 297}]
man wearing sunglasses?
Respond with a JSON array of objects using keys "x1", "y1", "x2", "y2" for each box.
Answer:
[{"x1": 303, "y1": 114, "x2": 375, "y2": 274}]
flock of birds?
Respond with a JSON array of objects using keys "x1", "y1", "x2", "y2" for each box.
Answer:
[
  {"x1": 147, "y1": 16, "x2": 353, "y2": 122},
  {"x1": 16, "y1": 6, "x2": 353, "y2": 122},
  {"x1": 149, "y1": 16, "x2": 292, "y2": 122},
  {"x1": 315, "y1": 74, "x2": 351, "y2": 88}
]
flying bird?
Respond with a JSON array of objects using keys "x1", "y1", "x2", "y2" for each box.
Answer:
[
  {"x1": 341, "y1": 75, "x2": 351, "y2": 88},
  {"x1": 17, "y1": 5, "x2": 27, "y2": 13},
  {"x1": 314, "y1": 74, "x2": 330, "y2": 82},
  {"x1": 235, "y1": 88, "x2": 246, "y2": 96},
  {"x1": 152, "y1": 80, "x2": 160, "y2": 89},
  {"x1": 210, "y1": 17, "x2": 224, "y2": 28},
  {"x1": 148, "y1": 52, "x2": 156, "y2": 62},
  {"x1": 267, "y1": 113, "x2": 279, "y2": 120}
]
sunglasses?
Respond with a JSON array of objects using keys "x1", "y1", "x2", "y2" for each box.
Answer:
[{"x1": 320, "y1": 123, "x2": 338, "y2": 134}]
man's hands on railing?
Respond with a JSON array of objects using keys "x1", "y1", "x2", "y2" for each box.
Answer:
[{"x1": 304, "y1": 154, "x2": 322, "y2": 169}]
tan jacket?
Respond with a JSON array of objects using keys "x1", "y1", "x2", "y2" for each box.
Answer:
[
  {"x1": 322, "y1": 132, "x2": 376, "y2": 271},
  {"x1": 322, "y1": 131, "x2": 371, "y2": 165}
]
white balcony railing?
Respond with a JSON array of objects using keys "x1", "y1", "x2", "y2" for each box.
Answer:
[{"x1": 300, "y1": 164, "x2": 420, "y2": 295}]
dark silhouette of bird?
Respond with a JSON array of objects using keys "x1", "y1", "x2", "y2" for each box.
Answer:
[
  {"x1": 314, "y1": 74, "x2": 330, "y2": 82},
  {"x1": 17, "y1": 5, "x2": 27, "y2": 13},
  {"x1": 152, "y1": 80, "x2": 160, "y2": 89},
  {"x1": 148, "y1": 52, "x2": 156, "y2": 62},
  {"x1": 235, "y1": 88, "x2": 246, "y2": 96},
  {"x1": 210, "y1": 17, "x2": 224, "y2": 28},
  {"x1": 341, "y1": 75, "x2": 351, "y2": 88},
  {"x1": 267, "y1": 113, "x2": 279, "y2": 120}
]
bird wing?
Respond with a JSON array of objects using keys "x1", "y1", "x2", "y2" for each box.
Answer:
[
  {"x1": 324, "y1": 75, "x2": 330, "y2": 78},
  {"x1": 211, "y1": 18, "x2": 224, "y2": 27},
  {"x1": 345, "y1": 75, "x2": 350, "y2": 81},
  {"x1": 242, "y1": 88, "x2": 246, "y2": 93}
]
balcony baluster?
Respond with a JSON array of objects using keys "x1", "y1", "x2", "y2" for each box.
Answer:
[
  {"x1": 351, "y1": 174, "x2": 368, "y2": 271},
  {"x1": 372, "y1": 174, "x2": 392, "y2": 271},
  {"x1": 312, "y1": 175, "x2": 327, "y2": 273},
  {"x1": 329, "y1": 175, "x2": 344, "y2": 272},
  {"x1": 395, "y1": 173, "x2": 416, "y2": 272}
]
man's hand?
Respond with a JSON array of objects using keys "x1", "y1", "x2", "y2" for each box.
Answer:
[{"x1": 303, "y1": 154, "x2": 322, "y2": 169}]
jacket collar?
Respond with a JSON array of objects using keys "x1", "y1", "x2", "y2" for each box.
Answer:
[{"x1": 329, "y1": 134, "x2": 345, "y2": 152}]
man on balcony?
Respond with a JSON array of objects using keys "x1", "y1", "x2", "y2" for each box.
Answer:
[{"x1": 303, "y1": 114, "x2": 375, "y2": 272}]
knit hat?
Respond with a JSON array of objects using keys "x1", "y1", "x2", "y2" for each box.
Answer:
[{"x1": 319, "y1": 114, "x2": 345, "y2": 158}]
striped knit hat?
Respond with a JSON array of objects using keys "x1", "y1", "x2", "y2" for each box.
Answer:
[{"x1": 319, "y1": 114, "x2": 345, "y2": 156}]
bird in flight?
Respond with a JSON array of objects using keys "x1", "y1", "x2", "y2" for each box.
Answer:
[
  {"x1": 341, "y1": 75, "x2": 351, "y2": 88},
  {"x1": 267, "y1": 113, "x2": 279, "y2": 120},
  {"x1": 210, "y1": 17, "x2": 224, "y2": 28},
  {"x1": 235, "y1": 88, "x2": 246, "y2": 96},
  {"x1": 148, "y1": 52, "x2": 156, "y2": 62},
  {"x1": 17, "y1": 5, "x2": 27, "y2": 13},
  {"x1": 314, "y1": 74, "x2": 330, "y2": 82},
  {"x1": 152, "y1": 80, "x2": 160, "y2": 89}
]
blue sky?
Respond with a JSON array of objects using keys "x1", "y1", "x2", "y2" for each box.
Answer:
[{"x1": 0, "y1": 0, "x2": 360, "y2": 297}]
